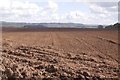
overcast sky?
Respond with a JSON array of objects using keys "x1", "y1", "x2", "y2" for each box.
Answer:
[{"x1": 0, "y1": 0, "x2": 119, "y2": 25}]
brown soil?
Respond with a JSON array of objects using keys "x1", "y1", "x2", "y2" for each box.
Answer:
[{"x1": 1, "y1": 28, "x2": 119, "y2": 80}]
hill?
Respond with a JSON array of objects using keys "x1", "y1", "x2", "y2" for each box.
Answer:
[
  {"x1": 105, "y1": 23, "x2": 120, "y2": 29},
  {"x1": 1, "y1": 21, "x2": 99, "y2": 28}
]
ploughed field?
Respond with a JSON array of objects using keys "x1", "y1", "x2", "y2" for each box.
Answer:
[{"x1": 1, "y1": 28, "x2": 119, "y2": 79}]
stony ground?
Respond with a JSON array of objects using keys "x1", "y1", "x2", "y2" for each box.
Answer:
[{"x1": 1, "y1": 29, "x2": 119, "y2": 80}]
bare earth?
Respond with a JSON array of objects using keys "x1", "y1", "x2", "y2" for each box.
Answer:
[{"x1": 1, "y1": 28, "x2": 119, "y2": 80}]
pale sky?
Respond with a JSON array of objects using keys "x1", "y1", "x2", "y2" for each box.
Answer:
[{"x1": 0, "y1": 0, "x2": 119, "y2": 25}]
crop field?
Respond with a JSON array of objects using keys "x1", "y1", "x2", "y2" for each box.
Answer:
[{"x1": 1, "y1": 28, "x2": 119, "y2": 79}]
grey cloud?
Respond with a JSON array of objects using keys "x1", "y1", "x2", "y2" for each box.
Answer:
[
  {"x1": 91, "y1": 2, "x2": 117, "y2": 7},
  {"x1": 91, "y1": 2, "x2": 118, "y2": 12}
]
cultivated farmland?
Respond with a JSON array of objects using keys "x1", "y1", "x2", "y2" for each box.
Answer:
[{"x1": 1, "y1": 28, "x2": 119, "y2": 79}]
